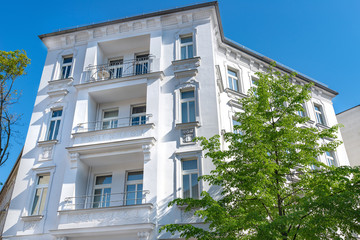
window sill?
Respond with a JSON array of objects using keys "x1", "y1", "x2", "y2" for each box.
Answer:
[
  {"x1": 21, "y1": 215, "x2": 43, "y2": 222},
  {"x1": 48, "y1": 77, "x2": 73, "y2": 84},
  {"x1": 224, "y1": 88, "x2": 248, "y2": 99},
  {"x1": 176, "y1": 121, "x2": 200, "y2": 129},
  {"x1": 37, "y1": 139, "x2": 58, "y2": 147},
  {"x1": 315, "y1": 123, "x2": 330, "y2": 129},
  {"x1": 172, "y1": 57, "x2": 201, "y2": 66}
]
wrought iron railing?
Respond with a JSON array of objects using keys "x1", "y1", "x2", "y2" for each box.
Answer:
[
  {"x1": 81, "y1": 56, "x2": 153, "y2": 83},
  {"x1": 63, "y1": 190, "x2": 150, "y2": 210},
  {"x1": 74, "y1": 114, "x2": 152, "y2": 133}
]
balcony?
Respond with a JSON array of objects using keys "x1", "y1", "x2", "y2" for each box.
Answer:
[
  {"x1": 54, "y1": 191, "x2": 153, "y2": 236},
  {"x1": 72, "y1": 115, "x2": 154, "y2": 146},
  {"x1": 81, "y1": 56, "x2": 153, "y2": 84}
]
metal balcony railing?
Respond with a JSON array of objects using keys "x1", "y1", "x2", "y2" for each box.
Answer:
[
  {"x1": 75, "y1": 114, "x2": 152, "y2": 133},
  {"x1": 82, "y1": 56, "x2": 153, "y2": 83},
  {"x1": 64, "y1": 190, "x2": 150, "y2": 210}
]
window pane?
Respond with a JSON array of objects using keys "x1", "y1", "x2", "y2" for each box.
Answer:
[
  {"x1": 136, "y1": 184, "x2": 143, "y2": 204},
  {"x1": 181, "y1": 90, "x2": 194, "y2": 99},
  {"x1": 228, "y1": 69, "x2": 237, "y2": 77},
  {"x1": 228, "y1": 77, "x2": 233, "y2": 90},
  {"x1": 189, "y1": 101, "x2": 195, "y2": 122},
  {"x1": 31, "y1": 189, "x2": 41, "y2": 215},
  {"x1": 38, "y1": 188, "x2": 47, "y2": 214},
  {"x1": 191, "y1": 173, "x2": 199, "y2": 199},
  {"x1": 188, "y1": 45, "x2": 194, "y2": 58},
  {"x1": 95, "y1": 175, "x2": 112, "y2": 185},
  {"x1": 52, "y1": 110, "x2": 62, "y2": 117},
  {"x1": 183, "y1": 175, "x2": 190, "y2": 198},
  {"x1": 38, "y1": 175, "x2": 50, "y2": 185},
  {"x1": 103, "y1": 188, "x2": 111, "y2": 207},
  {"x1": 181, "y1": 36, "x2": 193, "y2": 44},
  {"x1": 132, "y1": 117, "x2": 140, "y2": 125},
  {"x1": 233, "y1": 79, "x2": 239, "y2": 91},
  {"x1": 140, "y1": 115, "x2": 147, "y2": 124},
  {"x1": 104, "y1": 110, "x2": 118, "y2": 119},
  {"x1": 63, "y1": 57, "x2": 72, "y2": 64},
  {"x1": 132, "y1": 106, "x2": 146, "y2": 114},
  {"x1": 47, "y1": 121, "x2": 55, "y2": 140},
  {"x1": 61, "y1": 66, "x2": 66, "y2": 79},
  {"x1": 181, "y1": 102, "x2": 188, "y2": 123},
  {"x1": 182, "y1": 160, "x2": 197, "y2": 170},
  {"x1": 110, "y1": 59, "x2": 123, "y2": 65},
  {"x1": 93, "y1": 189, "x2": 102, "y2": 208},
  {"x1": 181, "y1": 46, "x2": 187, "y2": 60},
  {"x1": 53, "y1": 120, "x2": 61, "y2": 140},
  {"x1": 126, "y1": 185, "x2": 136, "y2": 205},
  {"x1": 127, "y1": 171, "x2": 143, "y2": 181},
  {"x1": 66, "y1": 66, "x2": 71, "y2": 78}
]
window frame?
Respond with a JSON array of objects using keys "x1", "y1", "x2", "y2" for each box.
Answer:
[
  {"x1": 325, "y1": 151, "x2": 337, "y2": 167},
  {"x1": 314, "y1": 103, "x2": 326, "y2": 125},
  {"x1": 180, "y1": 89, "x2": 196, "y2": 123},
  {"x1": 60, "y1": 55, "x2": 73, "y2": 79},
  {"x1": 130, "y1": 104, "x2": 147, "y2": 126},
  {"x1": 30, "y1": 173, "x2": 50, "y2": 216},
  {"x1": 227, "y1": 68, "x2": 240, "y2": 92},
  {"x1": 102, "y1": 108, "x2": 119, "y2": 130},
  {"x1": 181, "y1": 158, "x2": 200, "y2": 199},
  {"x1": 297, "y1": 102, "x2": 308, "y2": 118},
  {"x1": 134, "y1": 53, "x2": 150, "y2": 75},
  {"x1": 108, "y1": 58, "x2": 123, "y2": 79},
  {"x1": 125, "y1": 170, "x2": 144, "y2": 205},
  {"x1": 92, "y1": 174, "x2": 112, "y2": 208},
  {"x1": 180, "y1": 34, "x2": 194, "y2": 60},
  {"x1": 46, "y1": 108, "x2": 63, "y2": 141}
]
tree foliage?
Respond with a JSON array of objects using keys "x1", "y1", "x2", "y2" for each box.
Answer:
[
  {"x1": 0, "y1": 50, "x2": 30, "y2": 166},
  {"x1": 161, "y1": 65, "x2": 360, "y2": 239}
]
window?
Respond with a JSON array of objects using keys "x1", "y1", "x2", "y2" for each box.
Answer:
[
  {"x1": 131, "y1": 105, "x2": 146, "y2": 125},
  {"x1": 60, "y1": 56, "x2": 72, "y2": 79},
  {"x1": 109, "y1": 59, "x2": 123, "y2": 79},
  {"x1": 181, "y1": 90, "x2": 196, "y2": 123},
  {"x1": 232, "y1": 119, "x2": 241, "y2": 134},
  {"x1": 314, "y1": 104, "x2": 325, "y2": 125},
  {"x1": 325, "y1": 151, "x2": 336, "y2": 166},
  {"x1": 92, "y1": 175, "x2": 112, "y2": 208},
  {"x1": 47, "y1": 109, "x2": 62, "y2": 140},
  {"x1": 180, "y1": 35, "x2": 194, "y2": 60},
  {"x1": 31, "y1": 174, "x2": 50, "y2": 215},
  {"x1": 182, "y1": 159, "x2": 199, "y2": 199},
  {"x1": 125, "y1": 171, "x2": 143, "y2": 205},
  {"x1": 135, "y1": 54, "x2": 149, "y2": 75},
  {"x1": 228, "y1": 69, "x2": 240, "y2": 92},
  {"x1": 102, "y1": 109, "x2": 118, "y2": 129},
  {"x1": 251, "y1": 77, "x2": 258, "y2": 95},
  {"x1": 297, "y1": 103, "x2": 306, "y2": 117}
]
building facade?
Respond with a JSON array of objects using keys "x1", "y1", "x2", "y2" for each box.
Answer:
[
  {"x1": 337, "y1": 105, "x2": 360, "y2": 166},
  {"x1": 2, "y1": 2, "x2": 350, "y2": 240}
]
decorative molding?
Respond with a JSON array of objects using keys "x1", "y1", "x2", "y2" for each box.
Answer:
[
  {"x1": 37, "y1": 139, "x2": 58, "y2": 147},
  {"x1": 224, "y1": 88, "x2": 248, "y2": 100},
  {"x1": 47, "y1": 89, "x2": 69, "y2": 98},
  {"x1": 175, "y1": 121, "x2": 200, "y2": 129},
  {"x1": 172, "y1": 57, "x2": 201, "y2": 79},
  {"x1": 138, "y1": 231, "x2": 150, "y2": 240},
  {"x1": 142, "y1": 144, "x2": 151, "y2": 162},
  {"x1": 21, "y1": 215, "x2": 43, "y2": 222},
  {"x1": 180, "y1": 128, "x2": 196, "y2": 145}
]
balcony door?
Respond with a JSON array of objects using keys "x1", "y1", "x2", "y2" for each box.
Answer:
[
  {"x1": 109, "y1": 59, "x2": 123, "y2": 79},
  {"x1": 135, "y1": 54, "x2": 149, "y2": 75},
  {"x1": 131, "y1": 105, "x2": 146, "y2": 126},
  {"x1": 92, "y1": 175, "x2": 112, "y2": 208},
  {"x1": 102, "y1": 109, "x2": 119, "y2": 130},
  {"x1": 125, "y1": 171, "x2": 143, "y2": 205}
]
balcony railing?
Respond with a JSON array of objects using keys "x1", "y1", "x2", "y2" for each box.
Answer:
[
  {"x1": 63, "y1": 190, "x2": 150, "y2": 210},
  {"x1": 75, "y1": 114, "x2": 152, "y2": 133},
  {"x1": 81, "y1": 56, "x2": 153, "y2": 83}
]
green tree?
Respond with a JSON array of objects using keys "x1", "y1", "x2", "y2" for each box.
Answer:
[
  {"x1": 161, "y1": 65, "x2": 360, "y2": 239},
  {"x1": 0, "y1": 50, "x2": 30, "y2": 167}
]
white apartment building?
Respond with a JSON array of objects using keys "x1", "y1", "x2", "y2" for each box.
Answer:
[
  {"x1": 337, "y1": 105, "x2": 360, "y2": 166},
  {"x1": 2, "y1": 2, "x2": 350, "y2": 240}
]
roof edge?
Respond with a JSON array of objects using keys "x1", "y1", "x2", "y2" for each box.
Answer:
[
  {"x1": 336, "y1": 104, "x2": 360, "y2": 115},
  {"x1": 38, "y1": 1, "x2": 218, "y2": 40}
]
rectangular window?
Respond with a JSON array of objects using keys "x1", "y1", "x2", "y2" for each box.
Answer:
[
  {"x1": 297, "y1": 103, "x2": 306, "y2": 117},
  {"x1": 125, "y1": 171, "x2": 143, "y2": 205},
  {"x1": 232, "y1": 119, "x2": 241, "y2": 134},
  {"x1": 181, "y1": 90, "x2": 196, "y2": 123},
  {"x1": 182, "y1": 159, "x2": 199, "y2": 199},
  {"x1": 92, "y1": 175, "x2": 112, "y2": 208},
  {"x1": 180, "y1": 35, "x2": 194, "y2": 60},
  {"x1": 131, "y1": 105, "x2": 146, "y2": 125},
  {"x1": 314, "y1": 104, "x2": 325, "y2": 125},
  {"x1": 102, "y1": 109, "x2": 119, "y2": 130},
  {"x1": 135, "y1": 54, "x2": 149, "y2": 75},
  {"x1": 60, "y1": 56, "x2": 72, "y2": 79},
  {"x1": 109, "y1": 59, "x2": 123, "y2": 79},
  {"x1": 325, "y1": 151, "x2": 336, "y2": 166},
  {"x1": 47, "y1": 109, "x2": 62, "y2": 140},
  {"x1": 228, "y1": 69, "x2": 239, "y2": 92},
  {"x1": 31, "y1": 174, "x2": 50, "y2": 215}
]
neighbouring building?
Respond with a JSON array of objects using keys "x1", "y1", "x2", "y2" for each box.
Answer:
[
  {"x1": 2, "y1": 2, "x2": 350, "y2": 240},
  {"x1": 337, "y1": 105, "x2": 360, "y2": 166},
  {"x1": 0, "y1": 150, "x2": 22, "y2": 240}
]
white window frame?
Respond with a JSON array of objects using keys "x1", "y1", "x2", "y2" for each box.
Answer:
[
  {"x1": 227, "y1": 68, "x2": 240, "y2": 92},
  {"x1": 91, "y1": 174, "x2": 112, "y2": 208},
  {"x1": 297, "y1": 103, "x2": 307, "y2": 117},
  {"x1": 30, "y1": 173, "x2": 50, "y2": 216},
  {"x1": 60, "y1": 55, "x2": 73, "y2": 79},
  {"x1": 180, "y1": 89, "x2": 196, "y2": 123},
  {"x1": 130, "y1": 104, "x2": 147, "y2": 126},
  {"x1": 108, "y1": 58, "x2": 123, "y2": 79},
  {"x1": 46, "y1": 109, "x2": 63, "y2": 141},
  {"x1": 102, "y1": 108, "x2": 119, "y2": 130},
  {"x1": 181, "y1": 158, "x2": 200, "y2": 199},
  {"x1": 180, "y1": 34, "x2": 194, "y2": 60},
  {"x1": 314, "y1": 103, "x2": 326, "y2": 125},
  {"x1": 125, "y1": 170, "x2": 144, "y2": 205},
  {"x1": 325, "y1": 151, "x2": 336, "y2": 167}
]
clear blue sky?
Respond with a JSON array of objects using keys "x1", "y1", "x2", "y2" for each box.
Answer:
[{"x1": 0, "y1": 0, "x2": 359, "y2": 186}]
